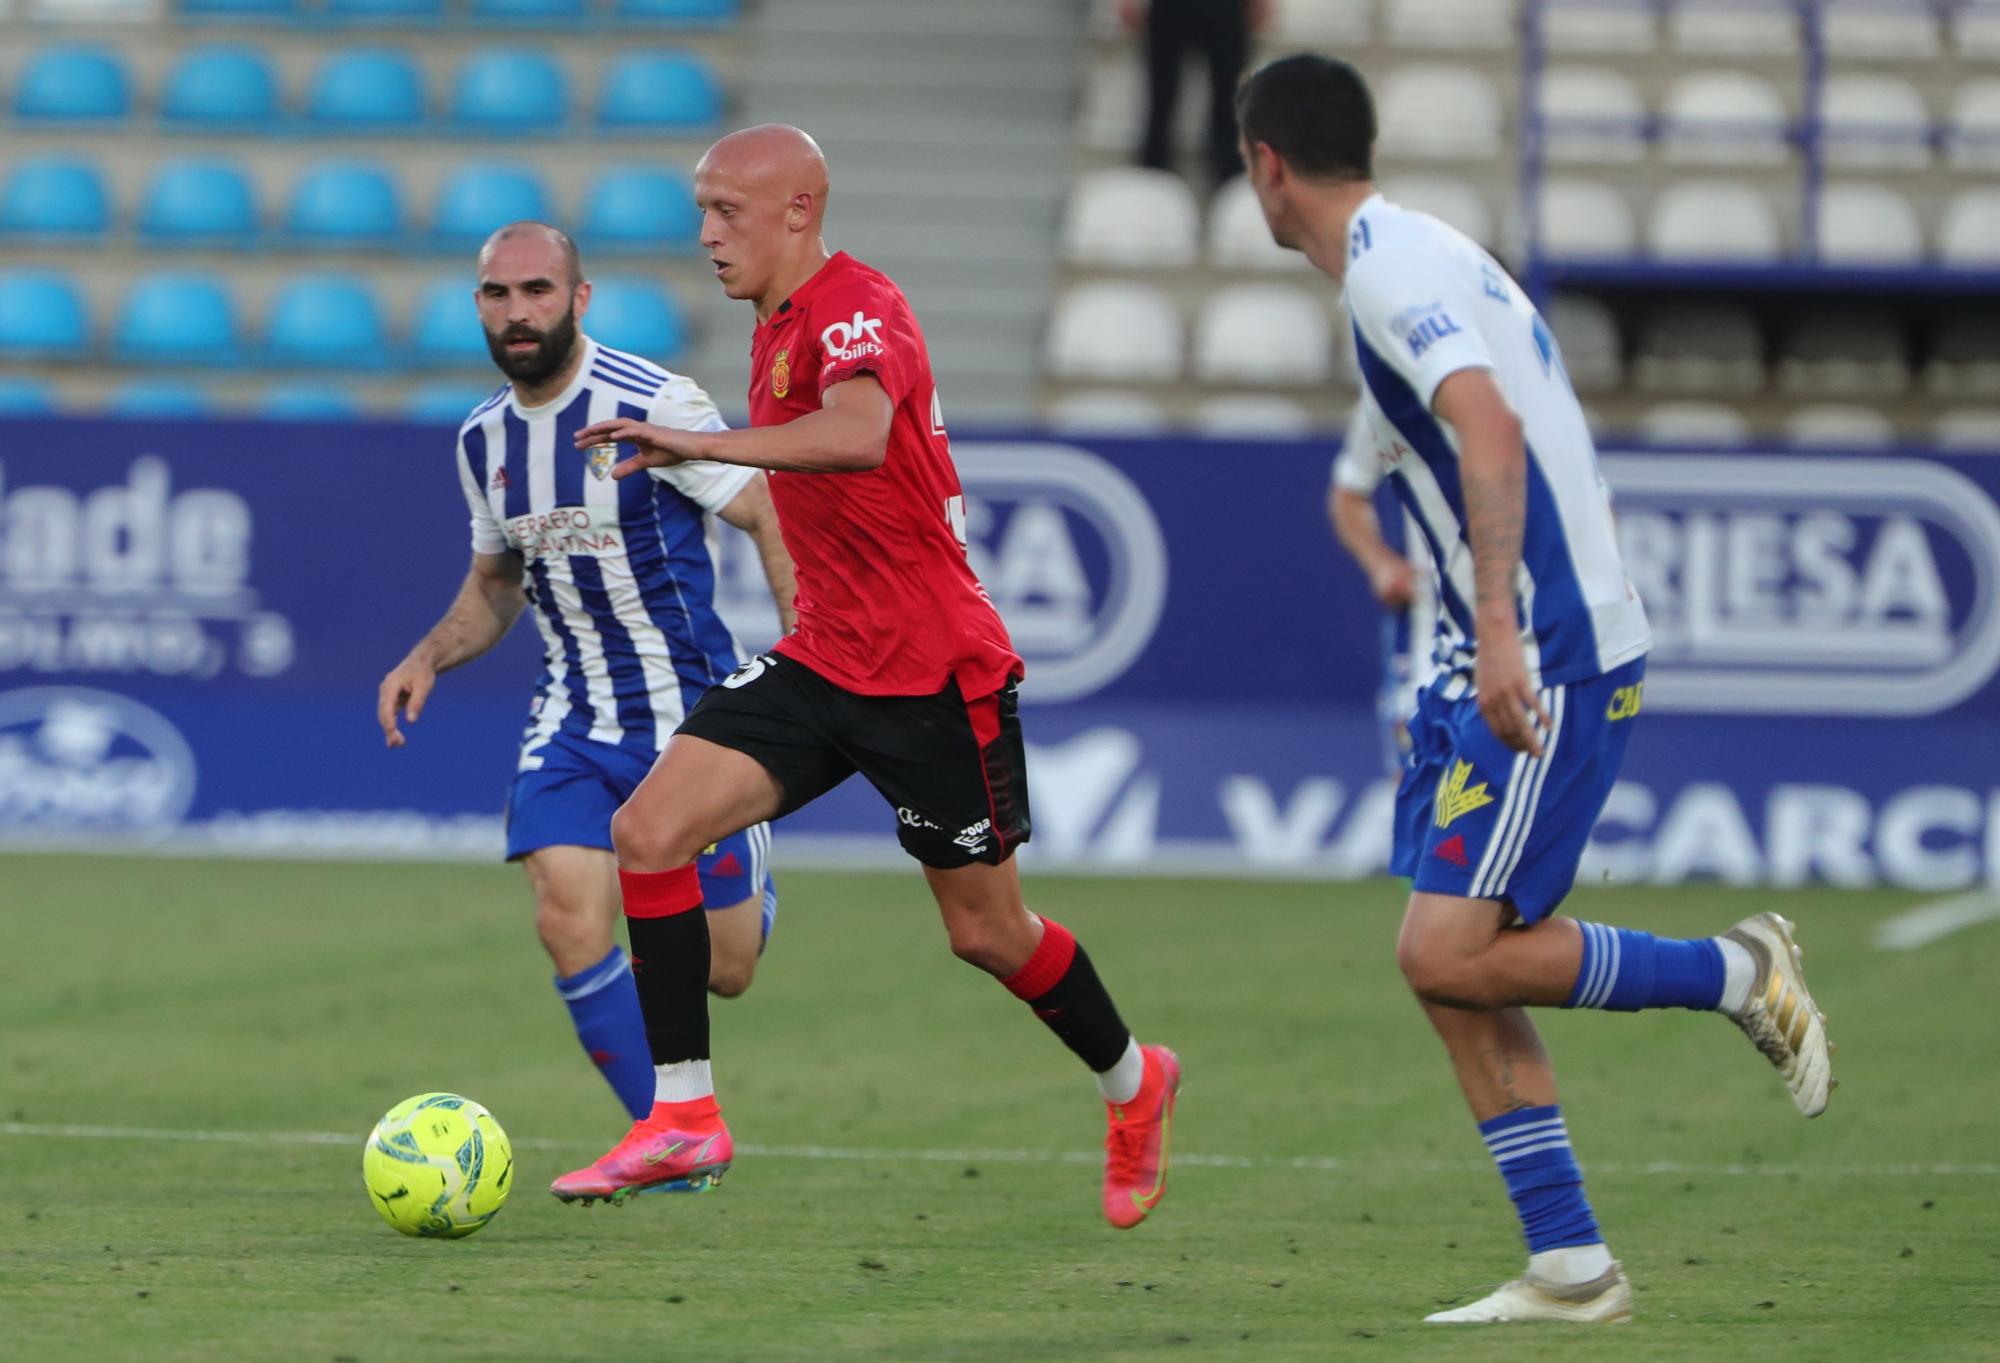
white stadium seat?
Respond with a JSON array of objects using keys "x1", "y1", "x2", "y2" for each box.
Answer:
[
  {"x1": 1818, "y1": 73, "x2": 1932, "y2": 170},
  {"x1": 1538, "y1": 65, "x2": 1647, "y2": 163},
  {"x1": 1193, "y1": 285, "x2": 1336, "y2": 387},
  {"x1": 1045, "y1": 283, "x2": 1183, "y2": 382},
  {"x1": 1955, "y1": 1, "x2": 2000, "y2": 60},
  {"x1": 1661, "y1": 70, "x2": 1791, "y2": 165},
  {"x1": 1926, "y1": 317, "x2": 2000, "y2": 398},
  {"x1": 1776, "y1": 308, "x2": 1910, "y2": 398},
  {"x1": 1061, "y1": 168, "x2": 1200, "y2": 269},
  {"x1": 1934, "y1": 408, "x2": 2000, "y2": 450},
  {"x1": 1384, "y1": 0, "x2": 1515, "y2": 50},
  {"x1": 1784, "y1": 403, "x2": 1898, "y2": 448},
  {"x1": 1648, "y1": 181, "x2": 1785, "y2": 262},
  {"x1": 1668, "y1": 1, "x2": 1800, "y2": 56},
  {"x1": 1194, "y1": 393, "x2": 1317, "y2": 436},
  {"x1": 1379, "y1": 175, "x2": 1494, "y2": 246},
  {"x1": 1939, "y1": 189, "x2": 2000, "y2": 267},
  {"x1": 1208, "y1": 176, "x2": 1312, "y2": 271},
  {"x1": 1043, "y1": 389, "x2": 1171, "y2": 435},
  {"x1": 1545, "y1": 293, "x2": 1622, "y2": 394},
  {"x1": 1825, "y1": 2, "x2": 1941, "y2": 59},
  {"x1": 1375, "y1": 65, "x2": 1503, "y2": 160},
  {"x1": 1077, "y1": 60, "x2": 1203, "y2": 155},
  {"x1": 1814, "y1": 182, "x2": 1924, "y2": 266},
  {"x1": 1268, "y1": 0, "x2": 1373, "y2": 43},
  {"x1": 1946, "y1": 79, "x2": 2000, "y2": 169},
  {"x1": 1531, "y1": 177, "x2": 1638, "y2": 258},
  {"x1": 1634, "y1": 301, "x2": 1765, "y2": 395},
  {"x1": 1541, "y1": 1, "x2": 1657, "y2": 54},
  {"x1": 1637, "y1": 401, "x2": 1754, "y2": 445}
]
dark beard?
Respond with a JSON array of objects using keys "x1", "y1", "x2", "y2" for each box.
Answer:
[{"x1": 486, "y1": 308, "x2": 579, "y2": 386}]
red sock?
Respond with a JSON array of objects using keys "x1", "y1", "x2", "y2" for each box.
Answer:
[{"x1": 645, "y1": 1094, "x2": 722, "y2": 1127}]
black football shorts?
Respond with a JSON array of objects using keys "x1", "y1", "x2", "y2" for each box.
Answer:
[{"x1": 676, "y1": 651, "x2": 1032, "y2": 869}]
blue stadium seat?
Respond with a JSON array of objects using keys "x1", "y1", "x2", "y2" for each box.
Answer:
[
  {"x1": 160, "y1": 47, "x2": 280, "y2": 129},
  {"x1": 307, "y1": 50, "x2": 426, "y2": 130},
  {"x1": 613, "y1": 0, "x2": 739, "y2": 22},
  {"x1": 470, "y1": 0, "x2": 586, "y2": 24},
  {"x1": 265, "y1": 276, "x2": 388, "y2": 369},
  {"x1": 410, "y1": 279, "x2": 489, "y2": 369},
  {"x1": 261, "y1": 381, "x2": 362, "y2": 419},
  {"x1": 431, "y1": 164, "x2": 549, "y2": 248},
  {"x1": 0, "y1": 377, "x2": 55, "y2": 414},
  {"x1": 108, "y1": 380, "x2": 214, "y2": 419},
  {"x1": 13, "y1": 46, "x2": 131, "y2": 123},
  {"x1": 181, "y1": 0, "x2": 304, "y2": 18},
  {"x1": 450, "y1": 49, "x2": 568, "y2": 135},
  {"x1": 326, "y1": 0, "x2": 445, "y2": 21},
  {"x1": 598, "y1": 52, "x2": 722, "y2": 130},
  {"x1": 0, "y1": 271, "x2": 89, "y2": 359},
  {"x1": 582, "y1": 165, "x2": 699, "y2": 251},
  {"x1": 115, "y1": 273, "x2": 240, "y2": 366},
  {"x1": 405, "y1": 382, "x2": 501, "y2": 423},
  {"x1": 138, "y1": 160, "x2": 259, "y2": 245},
  {"x1": 586, "y1": 277, "x2": 684, "y2": 358},
  {"x1": 287, "y1": 161, "x2": 403, "y2": 244},
  {"x1": 0, "y1": 157, "x2": 110, "y2": 239}
]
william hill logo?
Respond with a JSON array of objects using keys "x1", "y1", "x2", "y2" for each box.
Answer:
[{"x1": 1433, "y1": 759, "x2": 1495, "y2": 830}]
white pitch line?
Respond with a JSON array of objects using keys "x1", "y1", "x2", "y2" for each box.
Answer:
[
  {"x1": 2, "y1": 1121, "x2": 1993, "y2": 1178},
  {"x1": 1875, "y1": 889, "x2": 2000, "y2": 951}
]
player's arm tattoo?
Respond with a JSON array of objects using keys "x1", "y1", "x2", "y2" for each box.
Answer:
[
  {"x1": 414, "y1": 554, "x2": 527, "y2": 672},
  {"x1": 1436, "y1": 369, "x2": 1527, "y2": 631}
]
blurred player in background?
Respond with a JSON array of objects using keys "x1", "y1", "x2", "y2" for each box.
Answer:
[
  {"x1": 1238, "y1": 57, "x2": 1837, "y2": 1323},
  {"x1": 546, "y1": 125, "x2": 1180, "y2": 1230},
  {"x1": 377, "y1": 222, "x2": 797, "y2": 1124}
]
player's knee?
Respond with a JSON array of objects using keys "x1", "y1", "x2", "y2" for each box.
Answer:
[
  {"x1": 707, "y1": 954, "x2": 755, "y2": 999},
  {"x1": 610, "y1": 800, "x2": 703, "y2": 870},
  {"x1": 1397, "y1": 935, "x2": 1470, "y2": 1005}
]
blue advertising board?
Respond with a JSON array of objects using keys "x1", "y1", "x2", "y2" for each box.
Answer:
[{"x1": 0, "y1": 418, "x2": 1995, "y2": 891}]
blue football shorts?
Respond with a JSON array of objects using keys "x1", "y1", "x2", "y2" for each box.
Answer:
[
  {"x1": 1391, "y1": 656, "x2": 1646, "y2": 922},
  {"x1": 504, "y1": 730, "x2": 777, "y2": 930}
]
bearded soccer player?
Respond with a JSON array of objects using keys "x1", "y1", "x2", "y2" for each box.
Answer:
[
  {"x1": 378, "y1": 222, "x2": 796, "y2": 1123},
  {"x1": 1238, "y1": 57, "x2": 1836, "y2": 1321},
  {"x1": 547, "y1": 125, "x2": 1180, "y2": 1229}
]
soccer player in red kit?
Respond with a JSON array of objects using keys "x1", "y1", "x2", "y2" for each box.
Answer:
[{"x1": 549, "y1": 124, "x2": 1179, "y2": 1228}]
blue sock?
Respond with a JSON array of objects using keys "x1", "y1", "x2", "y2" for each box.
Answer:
[
  {"x1": 1564, "y1": 921, "x2": 1724, "y2": 1011},
  {"x1": 1480, "y1": 1105, "x2": 1601, "y2": 1252},
  {"x1": 555, "y1": 945, "x2": 654, "y2": 1120}
]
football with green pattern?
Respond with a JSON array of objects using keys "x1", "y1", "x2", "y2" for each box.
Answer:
[{"x1": 360, "y1": 1093, "x2": 512, "y2": 1238}]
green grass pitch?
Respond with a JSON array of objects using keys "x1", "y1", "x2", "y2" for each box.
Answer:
[{"x1": 3, "y1": 855, "x2": 1995, "y2": 1362}]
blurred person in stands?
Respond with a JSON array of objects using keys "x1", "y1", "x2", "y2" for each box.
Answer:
[{"x1": 1122, "y1": 0, "x2": 1270, "y2": 188}]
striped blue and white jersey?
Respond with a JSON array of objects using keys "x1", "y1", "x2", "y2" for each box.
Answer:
[
  {"x1": 1342, "y1": 192, "x2": 1650, "y2": 695},
  {"x1": 455, "y1": 336, "x2": 754, "y2": 762}
]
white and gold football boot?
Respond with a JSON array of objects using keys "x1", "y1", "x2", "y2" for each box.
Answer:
[
  {"x1": 1425, "y1": 1263, "x2": 1633, "y2": 1324},
  {"x1": 1724, "y1": 912, "x2": 1835, "y2": 1117}
]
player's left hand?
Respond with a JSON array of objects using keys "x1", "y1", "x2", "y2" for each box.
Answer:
[
  {"x1": 573, "y1": 419, "x2": 703, "y2": 477},
  {"x1": 1473, "y1": 625, "x2": 1551, "y2": 758}
]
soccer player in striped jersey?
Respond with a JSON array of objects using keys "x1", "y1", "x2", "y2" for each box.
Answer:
[
  {"x1": 378, "y1": 222, "x2": 797, "y2": 1125},
  {"x1": 1237, "y1": 58, "x2": 1837, "y2": 1323}
]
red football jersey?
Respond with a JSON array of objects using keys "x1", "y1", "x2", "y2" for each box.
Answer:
[{"x1": 747, "y1": 252, "x2": 1021, "y2": 699}]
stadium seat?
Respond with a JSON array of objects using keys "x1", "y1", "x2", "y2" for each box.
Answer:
[
  {"x1": 108, "y1": 380, "x2": 214, "y2": 419},
  {"x1": 1956, "y1": 2, "x2": 2000, "y2": 59},
  {"x1": 1043, "y1": 389, "x2": 1171, "y2": 435},
  {"x1": 1825, "y1": 2, "x2": 1940, "y2": 58},
  {"x1": 1532, "y1": 177, "x2": 1637, "y2": 258},
  {"x1": 432, "y1": 165, "x2": 550, "y2": 249},
  {"x1": 1783, "y1": 403, "x2": 1897, "y2": 448},
  {"x1": 1633, "y1": 302, "x2": 1764, "y2": 395},
  {"x1": 1380, "y1": 176, "x2": 1493, "y2": 246},
  {"x1": 1383, "y1": 0, "x2": 1514, "y2": 49},
  {"x1": 1939, "y1": 189, "x2": 2000, "y2": 267},
  {"x1": 1946, "y1": 80, "x2": 2000, "y2": 169},
  {"x1": 326, "y1": 0, "x2": 446, "y2": 18},
  {"x1": 410, "y1": 278, "x2": 487, "y2": 368},
  {"x1": 599, "y1": 52, "x2": 723, "y2": 131},
  {"x1": 1046, "y1": 283, "x2": 1182, "y2": 382},
  {"x1": 115, "y1": 273, "x2": 239, "y2": 365},
  {"x1": 1208, "y1": 177, "x2": 1312, "y2": 270},
  {"x1": 12, "y1": 45, "x2": 130, "y2": 122},
  {"x1": 1193, "y1": 393, "x2": 1316, "y2": 436},
  {"x1": 1818, "y1": 73, "x2": 1932, "y2": 170},
  {"x1": 405, "y1": 382, "x2": 500, "y2": 423},
  {"x1": 0, "y1": 377, "x2": 55, "y2": 414},
  {"x1": 261, "y1": 381, "x2": 362, "y2": 419},
  {"x1": 1542, "y1": 1, "x2": 1655, "y2": 53},
  {"x1": 1934, "y1": 408, "x2": 2000, "y2": 450},
  {"x1": 451, "y1": 49, "x2": 568, "y2": 135},
  {"x1": 265, "y1": 276, "x2": 389, "y2": 369},
  {"x1": 1194, "y1": 286, "x2": 1334, "y2": 387},
  {"x1": 1661, "y1": 70, "x2": 1790, "y2": 164},
  {"x1": 137, "y1": 160, "x2": 258, "y2": 245},
  {"x1": 612, "y1": 0, "x2": 740, "y2": 22},
  {"x1": 470, "y1": 0, "x2": 585, "y2": 20},
  {"x1": 159, "y1": 46, "x2": 278, "y2": 129},
  {"x1": 1544, "y1": 294, "x2": 1621, "y2": 394},
  {"x1": 585, "y1": 277, "x2": 686, "y2": 358},
  {"x1": 181, "y1": 0, "x2": 300, "y2": 16},
  {"x1": 1635, "y1": 400, "x2": 1753, "y2": 445},
  {"x1": 1648, "y1": 181, "x2": 1784, "y2": 262},
  {"x1": 287, "y1": 161, "x2": 403, "y2": 244},
  {"x1": 1814, "y1": 183, "x2": 1923, "y2": 267},
  {"x1": 0, "y1": 271, "x2": 89, "y2": 358},
  {"x1": 1776, "y1": 307, "x2": 1909, "y2": 397},
  {"x1": 0, "y1": 156, "x2": 109, "y2": 239},
  {"x1": 1925, "y1": 316, "x2": 2000, "y2": 398},
  {"x1": 581, "y1": 165, "x2": 700, "y2": 250},
  {"x1": 1668, "y1": 1, "x2": 1800, "y2": 55},
  {"x1": 1375, "y1": 65, "x2": 1502, "y2": 159},
  {"x1": 1062, "y1": 168, "x2": 1199, "y2": 268},
  {"x1": 1538, "y1": 65, "x2": 1646, "y2": 163},
  {"x1": 1267, "y1": 0, "x2": 1371, "y2": 43},
  {"x1": 307, "y1": 50, "x2": 426, "y2": 130}
]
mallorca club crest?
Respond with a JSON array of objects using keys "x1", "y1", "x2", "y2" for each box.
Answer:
[{"x1": 771, "y1": 348, "x2": 791, "y2": 400}]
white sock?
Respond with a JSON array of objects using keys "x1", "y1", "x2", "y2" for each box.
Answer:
[
  {"x1": 1529, "y1": 1242, "x2": 1614, "y2": 1286},
  {"x1": 653, "y1": 1059, "x2": 714, "y2": 1105},
  {"x1": 1095, "y1": 1037, "x2": 1145, "y2": 1105},
  {"x1": 1717, "y1": 937, "x2": 1756, "y2": 1015}
]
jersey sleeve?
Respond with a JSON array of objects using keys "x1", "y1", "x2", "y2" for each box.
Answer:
[
  {"x1": 1344, "y1": 244, "x2": 1495, "y2": 410},
  {"x1": 1331, "y1": 405, "x2": 1384, "y2": 494},
  {"x1": 644, "y1": 372, "x2": 755, "y2": 512},
  {"x1": 456, "y1": 432, "x2": 507, "y2": 556},
  {"x1": 810, "y1": 274, "x2": 917, "y2": 403}
]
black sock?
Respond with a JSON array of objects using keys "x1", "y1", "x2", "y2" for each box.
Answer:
[
  {"x1": 619, "y1": 866, "x2": 711, "y2": 1065},
  {"x1": 1001, "y1": 917, "x2": 1132, "y2": 1072}
]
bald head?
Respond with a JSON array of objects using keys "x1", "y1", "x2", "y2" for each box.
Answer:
[
  {"x1": 698, "y1": 124, "x2": 830, "y2": 223},
  {"x1": 694, "y1": 124, "x2": 834, "y2": 312},
  {"x1": 478, "y1": 220, "x2": 582, "y2": 288}
]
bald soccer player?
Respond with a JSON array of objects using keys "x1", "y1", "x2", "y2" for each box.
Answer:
[
  {"x1": 379, "y1": 222, "x2": 797, "y2": 1123},
  {"x1": 546, "y1": 127, "x2": 1181, "y2": 1230}
]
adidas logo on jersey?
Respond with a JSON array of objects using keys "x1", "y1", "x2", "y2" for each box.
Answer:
[{"x1": 490, "y1": 465, "x2": 510, "y2": 491}]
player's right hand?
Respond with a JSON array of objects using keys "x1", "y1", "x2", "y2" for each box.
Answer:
[
  {"x1": 1368, "y1": 555, "x2": 1418, "y2": 610},
  {"x1": 377, "y1": 658, "x2": 437, "y2": 749}
]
